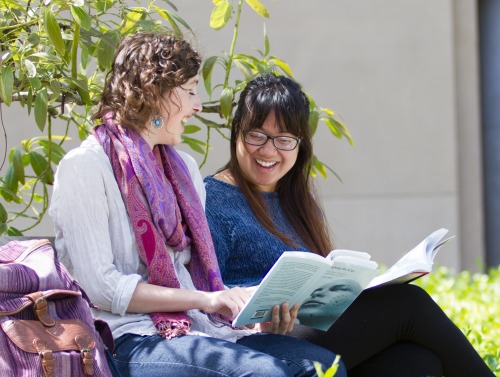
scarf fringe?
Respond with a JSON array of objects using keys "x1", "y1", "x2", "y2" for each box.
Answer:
[{"x1": 156, "y1": 319, "x2": 191, "y2": 340}]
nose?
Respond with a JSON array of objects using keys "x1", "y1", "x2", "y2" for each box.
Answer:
[
  {"x1": 192, "y1": 94, "x2": 202, "y2": 113},
  {"x1": 259, "y1": 137, "x2": 278, "y2": 154}
]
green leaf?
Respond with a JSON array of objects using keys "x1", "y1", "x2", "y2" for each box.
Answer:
[
  {"x1": 233, "y1": 58, "x2": 255, "y2": 80},
  {"x1": 28, "y1": 77, "x2": 42, "y2": 91},
  {"x1": 7, "y1": 227, "x2": 23, "y2": 236},
  {"x1": 97, "y1": 32, "x2": 120, "y2": 71},
  {"x1": 220, "y1": 86, "x2": 234, "y2": 119},
  {"x1": 202, "y1": 56, "x2": 218, "y2": 97},
  {"x1": 121, "y1": 8, "x2": 146, "y2": 34},
  {"x1": 182, "y1": 136, "x2": 206, "y2": 154},
  {"x1": 263, "y1": 24, "x2": 270, "y2": 57},
  {"x1": 210, "y1": 1, "x2": 232, "y2": 31},
  {"x1": 50, "y1": 79, "x2": 61, "y2": 102},
  {"x1": 1, "y1": 65, "x2": 14, "y2": 106},
  {"x1": 13, "y1": 148, "x2": 25, "y2": 185},
  {"x1": 1, "y1": 165, "x2": 19, "y2": 202},
  {"x1": 34, "y1": 88, "x2": 48, "y2": 132},
  {"x1": 29, "y1": 151, "x2": 48, "y2": 176},
  {"x1": 94, "y1": 0, "x2": 114, "y2": 13},
  {"x1": 309, "y1": 110, "x2": 319, "y2": 137},
  {"x1": 269, "y1": 58, "x2": 293, "y2": 77},
  {"x1": 71, "y1": 6, "x2": 92, "y2": 31},
  {"x1": 0, "y1": 202, "x2": 7, "y2": 223},
  {"x1": 0, "y1": 222, "x2": 7, "y2": 235},
  {"x1": 44, "y1": 8, "x2": 66, "y2": 57},
  {"x1": 154, "y1": 6, "x2": 182, "y2": 36},
  {"x1": 245, "y1": 0, "x2": 270, "y2": 18},
  {"x1": 163, "y1": 10, "x2": 192, "y2": 31},
  {"x1": 324, "y1": 116, "x2": 354, "y2": 145},
  {"x1": 183, "y1": 125, "x2": 201, "y2": 134},
  {"x1": 72, "y1": 77, "x2": 92, "y2": 106},
  {"x1": 312, "y1": 157, "x2": 327, "y2": 179},
  {"x1": 38, "y1": 140, "x2": 67, "y2": 165}
]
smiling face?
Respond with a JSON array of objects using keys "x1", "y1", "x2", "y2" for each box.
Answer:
[
  {"x1": 297, "y1": 279, "x2": 362, "y2": 320},
  {"x1": 235, "y1": 111, "x2": 299, "y2": 192},
  {"x1": 141, "y1": 75, "x2": 201, "y2": 148}
]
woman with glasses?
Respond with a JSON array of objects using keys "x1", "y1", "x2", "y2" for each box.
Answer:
[{"x1": 204, "y1": 73, "x2": 494, "y2": 377}]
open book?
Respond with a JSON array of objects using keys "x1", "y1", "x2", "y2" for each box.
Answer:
[{"x1": 232, "y1": 228, "x2": 453, "y2": 330}]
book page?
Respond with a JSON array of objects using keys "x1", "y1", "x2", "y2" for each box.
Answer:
[
  {"x1": 232, "y1": 252, "x2": 331, "y2": 327},
  {"x1": 367, "y1": 228, "x2": 451, "y2": 288}
]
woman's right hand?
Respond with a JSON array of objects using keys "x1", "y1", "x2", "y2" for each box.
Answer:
[{"x1": 201, "y1": 286, "x2": 256, "y2": 319}]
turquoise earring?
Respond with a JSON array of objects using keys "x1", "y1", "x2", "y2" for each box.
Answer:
[{"x1": 150, "y1": 115, "x2": 164, "y2": 129}]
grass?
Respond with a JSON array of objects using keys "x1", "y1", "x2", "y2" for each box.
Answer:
[{"x1": 416, "y1": 266, "x2": 500, "y2": 376}]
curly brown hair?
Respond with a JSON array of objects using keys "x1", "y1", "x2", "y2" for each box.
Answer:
[{"x1": 92, "y1": 32, "x2": 202, "y2": 131}]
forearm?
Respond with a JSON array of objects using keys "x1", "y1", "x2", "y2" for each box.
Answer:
[{"x1": 127, "y1": 281, "x2": 212, "y2": 313}]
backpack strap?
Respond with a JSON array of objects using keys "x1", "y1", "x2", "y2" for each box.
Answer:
[
  {"x1": 33, "y1": 338, "x2": 55, "y2": 377},
  {"x1": 75, "y1": 335, "x2": 95, "y2": 375}
]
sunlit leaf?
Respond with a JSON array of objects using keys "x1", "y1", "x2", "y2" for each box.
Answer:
[
  {"x1": 324, "y1": 116, "x2": 354, "y2": 145},
  {"x1": 269, "y1": 58, "x2": 293, "y2": 77},
  {"x1": 154, "y1": 6, "x2": 182, "y2": 36},
  {"x1": 1, "y1": 65, "x2": 14, "y2": 106},
  {"x1": 121, "y1": 8, "x2": 146, "y2": 34},
  {"x1": 183, "y1": 125, "x2": 201, "y2": 134},
  {"x1": 34, "y1": 88, "x2": 48, "y2": 132},
  {"x1": 210, "y1": 1, "x2": 232, "y2": 31},
  {"x1": 44, "y1": 9, "x2": 66, "y2": 57},
  {"x1": 245, "y1": 0, "x2": 269, "y2": 18}
]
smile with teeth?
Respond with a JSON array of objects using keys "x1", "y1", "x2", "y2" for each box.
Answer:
[{"x1": 256, "y1": 159, "x2": 277, "y2": 168}]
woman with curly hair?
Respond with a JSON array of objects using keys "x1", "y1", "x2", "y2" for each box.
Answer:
[{"x1": 49, "y1": 32, "x2": 346, "y2": 377}]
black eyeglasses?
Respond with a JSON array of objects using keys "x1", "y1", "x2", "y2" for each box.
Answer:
[{"x1": 244, "y1": 131, "x2": 300, "y2": 151}]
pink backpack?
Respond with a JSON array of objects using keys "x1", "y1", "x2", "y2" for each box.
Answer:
[{"x1": 0, "y1": 238, "x2": 113, "y2": 377}]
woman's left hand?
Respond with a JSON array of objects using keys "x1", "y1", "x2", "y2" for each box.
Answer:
[{"x1": 255, "y1": 302, "x2": 300, "y2": 334}]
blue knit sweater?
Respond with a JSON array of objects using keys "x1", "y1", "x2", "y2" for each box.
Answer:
[{"x1": 204, "y1": 175, "x2": 309, "y2": 287}]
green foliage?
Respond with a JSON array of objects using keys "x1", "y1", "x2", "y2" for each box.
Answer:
[
  {"x1": 416, "y1": 266, "x2": 500, "y2": 376},
  {"x1": 0, "y1": 0, "x2": 352, "y2": 235}
]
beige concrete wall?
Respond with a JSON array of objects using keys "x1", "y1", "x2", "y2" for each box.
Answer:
[{"x1": 1, "y1": 0, "x2": 484, "y2": 271}]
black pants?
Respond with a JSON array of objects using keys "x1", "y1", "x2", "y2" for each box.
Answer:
[{"x1": 289, "y1": 284, "x2": 494, "y2": 377}]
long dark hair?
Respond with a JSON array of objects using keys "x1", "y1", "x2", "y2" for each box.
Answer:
[
  {"x1": 224, "y1": 74, "x2": 333, "y2": 256},
  {"x1": 92, "y1": 32, "x2": 201, "y2": 131}
]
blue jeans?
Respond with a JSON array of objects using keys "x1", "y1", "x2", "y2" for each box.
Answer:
[{"x1": 107, "y1": 332, "x2": 347, "y2": 377}]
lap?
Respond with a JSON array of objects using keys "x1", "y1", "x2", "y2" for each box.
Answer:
[{"x1": 109, "y1": 333, "x2": 346, "y2": 377}]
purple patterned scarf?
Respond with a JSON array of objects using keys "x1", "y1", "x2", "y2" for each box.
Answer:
[{"x1": 93, "y1": 113, "x2": 226, "y2": 339}]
